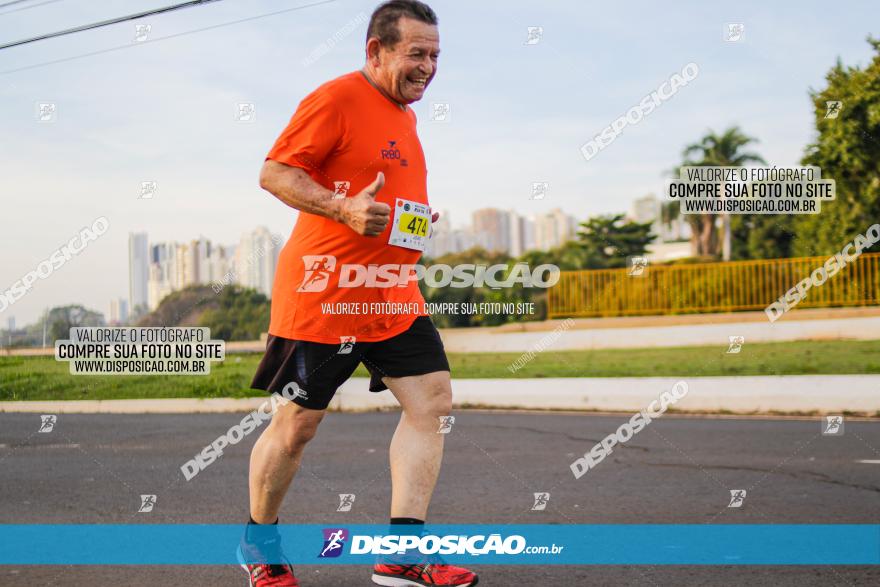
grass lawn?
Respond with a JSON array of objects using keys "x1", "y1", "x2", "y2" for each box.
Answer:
[{"x1": 1, "y1": 339, "x2": 879, "y2": 401}]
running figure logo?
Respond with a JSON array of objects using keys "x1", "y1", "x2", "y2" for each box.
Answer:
[
  {"x1": 727, "y1": 489, "x2": 746, "y2": 508},
  {"x1": 727, "y1": 336, "x2": 744, "y2": 354},
  {"x1": 531, "y1": 492, "x2": 550, "y2": 511},
  {"x1": 822, "y1": 415, "x2": 844, "y2": 435},
  {"x1": 627, "y1": 256, "x2": 648, "y2": 277},
  {"x1": 133, "y1": 23, "x2": 151, "y2": 43},
  {"x1": 318, "y1": 528, "x2": 348, "y2": 558},
  {"x1": 36, "y1": 102, "x2": 56, "y2": 122},
  {"x1": 139, "y1": 181, "x2": 158, "y2": 199},
  {"x1": 236, "y1": 103, "x2": 256, "y2": 123},
  {"x1": 336, "y1": 494, "x2": 356, "y2": 512},
  {"x1": 725, "y1": 23, "x2": 745, "y2": 42},
  {"x1": 430, "y1": 102, "x2": 450, "y2": 122},
  {"x1": 437, "y1": 415, "x2": 455, "y2": 434},
  {"x1": 138, "y1": 494, "x2": 157, "y2": 513},
  {"x1": 333, "y1": 181, "x2": 350, "y2": 199},
  {"x1": 338, "y1": 336, "x2": 356, "y2": 355},
  {"x1": 38, "y1": 415, "x2": 57, "y2": 433},
  {"x1": 524, "y1": 26, "x2": 543, "y2": 45},
  {"x1": 530, "y1": 182, "x2": 549, "y2": 200},
  {"x1": 298, "y1": 255, "x2": 337, "y2": 292},
  {"x1": 825, "y1": 101, "x2": 842, "y2": 119}
]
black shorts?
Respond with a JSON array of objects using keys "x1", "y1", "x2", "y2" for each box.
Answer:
[{"x1": 250, "y1": 316, "x2": 450, "y2": 410}]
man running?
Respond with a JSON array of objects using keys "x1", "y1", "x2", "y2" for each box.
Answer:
[{"x1": 239, "y1": 2, "x2": 478, "y2": 586}]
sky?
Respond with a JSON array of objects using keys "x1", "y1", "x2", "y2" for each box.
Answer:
[{"x1": 0, "y1": 0, "x2": 878, "y2": 326}]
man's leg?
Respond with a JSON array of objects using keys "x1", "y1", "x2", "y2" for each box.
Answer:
[
  {"x1": 249, "y1": 401, "x2": 325, "y2": 523},
  {"x1": 382, "y1": 370, "x2": 452, "y2": 519}
]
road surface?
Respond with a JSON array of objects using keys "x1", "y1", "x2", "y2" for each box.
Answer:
[{"x1": 1, "y1": 411, "x2": 878, "y2": 586}]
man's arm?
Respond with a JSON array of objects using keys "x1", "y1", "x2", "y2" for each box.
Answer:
[{"x1": 259, "y1": 160, "x2": 391, "y2": 237}]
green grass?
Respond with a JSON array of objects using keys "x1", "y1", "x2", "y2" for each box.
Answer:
[{"x1": 2, "y1": 339, "x2": 879, "y2": 401}]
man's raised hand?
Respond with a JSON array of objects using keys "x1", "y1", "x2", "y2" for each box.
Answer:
[{"x1": 339, "y1": 172, "x2": 391, "y2": 236}]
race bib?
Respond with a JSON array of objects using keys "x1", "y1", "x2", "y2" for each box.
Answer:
[{"x1": 388, "y1": 198, "x2": 431, "y2": 251}]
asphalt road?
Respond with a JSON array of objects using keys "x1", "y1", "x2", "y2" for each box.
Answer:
[{"x1": 1, "y1": 410, "x2": 878, "y2": 586}]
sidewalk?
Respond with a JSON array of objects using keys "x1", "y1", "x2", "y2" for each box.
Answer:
[
  {"x1": 3, "y1": 375, "x2": 878, "y2": 415},
  {"x1": 5, "y1": 306, "x2": 877, "y2": 356},
  {"x1": 440, "y1": 308, "x2": 880, "y2": 352}
]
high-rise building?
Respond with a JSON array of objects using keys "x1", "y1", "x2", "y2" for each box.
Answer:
[
  {"x1": 453, "y1": 228, "x2": 476, "y2": 253},
  {"x1": 534, "y1": 209, "x2": 578, "y2": 250},
  {"x1": 236, "y1": 227, "x2": 282, "y2": 296},
  {"x1": 147, "y1": 263, "x2": 174, "y2": 310},
  {"x1": 521, "y1": 216, "x2": 536, "y2": 253},
  {"x1": 426, "y1": 211, "x2": 455, "y2": 258},
  {"x1": 628, "y1": 193, "x2": 671, "y2": 242},
  {"x1": 109, "y1": 299, "x2": 129, "y2": 325},
  {"x1": 173, "y1": 243, "x2": 188, "y2": 288},
  {"x1": 128, "y1": 232, "x2": 149, "y2": 314},
  {"x1": 472, "y1": 208, "x2": 510, "y2": 253},
  {"x1": 196, "y1": 237, "x2": 212, "y2": 284},
  {"x1": 209, "y1": 246, "x2": 232, "y2": 286},
  {"x1": 181, "y1": 240, "x2": 200, "y2": 287},
  {"x1": 508, "y1": 210, "x2": 526, "y2": 257},
  {"x1": 629, "y1": 194, "x2": 660, "y2": 225}
]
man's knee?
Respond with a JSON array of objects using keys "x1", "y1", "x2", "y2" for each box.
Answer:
[
  {"x1": 405, "y1": 376, "x2": 453, "y2": 418},
  {"x1": 431, "y1": 385, "x2": 453, "y2": 416},
  {"x1": 270, "y1": 403, "x2": 325, "y2": 454}
]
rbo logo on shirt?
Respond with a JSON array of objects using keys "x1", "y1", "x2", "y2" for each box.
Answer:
[{"x1": 381, "y1": 140, "x2": 401, "y2": 160}]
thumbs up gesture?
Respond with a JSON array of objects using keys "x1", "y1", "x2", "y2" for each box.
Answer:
[{"x1": 340, "y1": 172, "x2": 391, "y2": 236}]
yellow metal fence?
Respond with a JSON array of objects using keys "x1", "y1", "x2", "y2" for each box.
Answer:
[{"x1": 547, "y1": 252, "x2": 880, "y2": 318}]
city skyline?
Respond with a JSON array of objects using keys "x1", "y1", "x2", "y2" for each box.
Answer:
[
  {"x1": 3, "y1": 198, "x2": 691, "y2": 329},
  {"x1": 129, "y1": 226, "x2": 283, "y2": 319}
]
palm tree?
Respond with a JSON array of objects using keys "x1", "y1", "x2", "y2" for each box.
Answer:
[{"x1": 676, "y1": 127, "x2": 766, "y2": 259}]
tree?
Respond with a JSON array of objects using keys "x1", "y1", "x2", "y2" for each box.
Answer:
[
  {"x1": 676, "y1": 127, "x2": 766, "y2": 258},
  {"x1": 46, "y1": 305, "x2": 105, "y2": 343},
  {"x1": 519, "y1": 240, "x2": 596, "y2": 271},
  {"x1": 660, "y1": 200, "x2": 685, "y2": 241},
  {"x1": 793, "y1": 37, "x2": 880, "y2": 256},
  {"x1": 730, "y1": 215, "x2": 797, "y2": 260},
  {"x1": 198, "y1": 285, "x2": 270, "y2": 341},
  {"x1": 576, "y1": 214, "x2": 656, "y2": 269},
  {"x1": 137, "y1": 285, "x2": 216, "y2": 327},
  {"x1": 138, "y1": 284, "x2": 271, "y2": 340}
]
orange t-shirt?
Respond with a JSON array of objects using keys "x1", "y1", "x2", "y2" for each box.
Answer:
[{"x1": 266, "y1": 71, "x2": 429, "y2": 344}]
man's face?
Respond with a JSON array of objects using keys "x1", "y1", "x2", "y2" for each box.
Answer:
[{"x1": 370, "y1": 17, "x2": 440, "y2": 104}]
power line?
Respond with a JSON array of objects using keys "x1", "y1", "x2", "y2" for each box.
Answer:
[
  {"x1": 0, "y1": 0, "x2": 225, "y2": 51},
  {"x1": 0, "y1": 0, "x2": 65, "y2": 17},
  {"x1": 0, "y1": 0, "x2": 337, "y2": 75},
  {"x1": 0, "y1": 0, "x2": 38, "y2": 8}
]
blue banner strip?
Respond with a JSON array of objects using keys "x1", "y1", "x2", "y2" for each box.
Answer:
[{"x1": 1, "y1": 524, "x2": 878, "y2": 565}]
